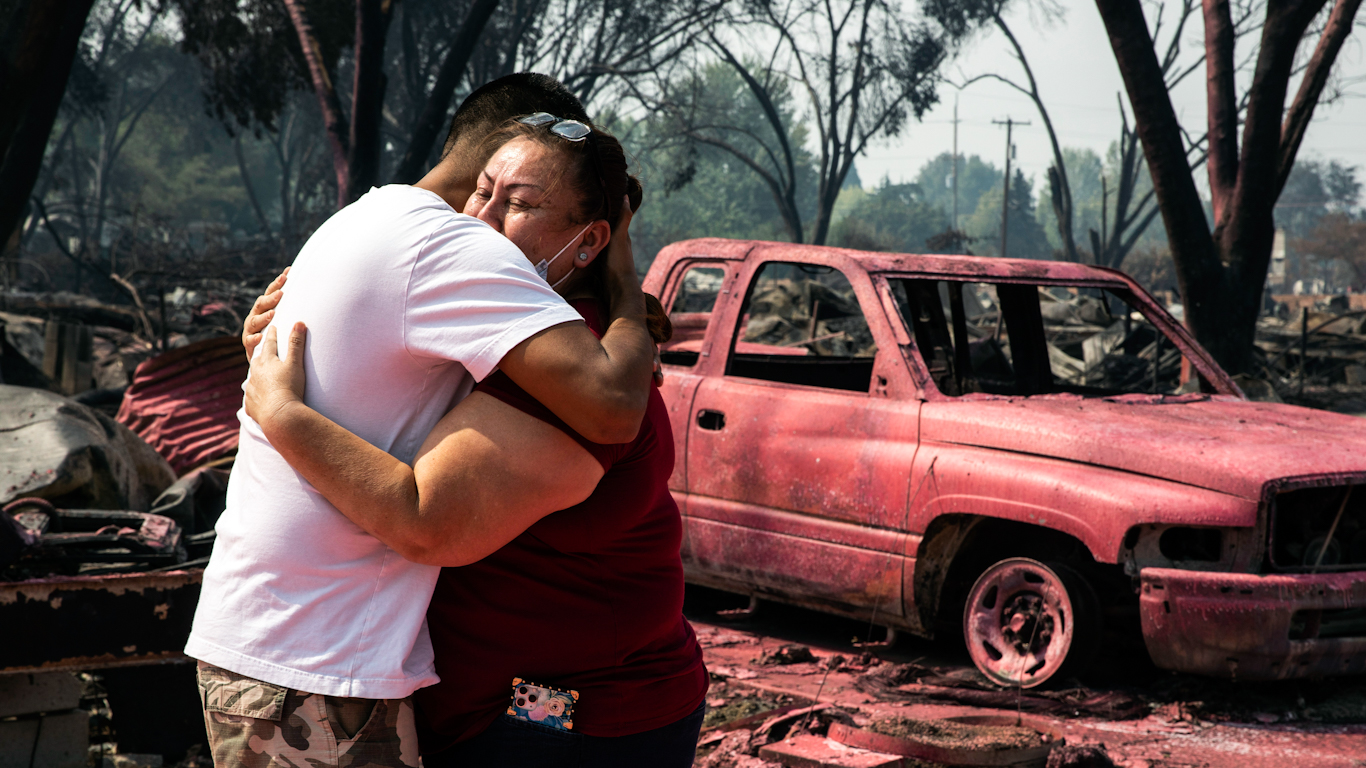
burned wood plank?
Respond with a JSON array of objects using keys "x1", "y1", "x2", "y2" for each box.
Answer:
[{"x1": 0, "y1": 569, "x2": 201, "y2": 673}]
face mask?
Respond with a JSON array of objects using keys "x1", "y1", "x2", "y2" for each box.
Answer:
[{"x1": 535, "y1": 222, "x2": 593, "y2": 290}]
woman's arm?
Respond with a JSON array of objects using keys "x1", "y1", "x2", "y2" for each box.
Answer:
[
  {"x1": 494, "y1": 197, "x2": 653, "y2": 443},
  {"x1": 246, "y1": 323, "x2": 604, "y2": 566}
]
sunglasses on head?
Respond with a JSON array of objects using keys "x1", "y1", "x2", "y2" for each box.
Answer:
[{"x1": 518, "y1": 112, "x2": 592, "y2": 142}]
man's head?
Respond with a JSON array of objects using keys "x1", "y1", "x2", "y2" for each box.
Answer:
[{"x1": 437, "y1": 73, "x2": 590, "y2": 185}]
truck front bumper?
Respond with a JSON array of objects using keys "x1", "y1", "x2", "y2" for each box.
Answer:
[{"x1": 1139, "y1": 567, "x2": 1366, "y2": 679}]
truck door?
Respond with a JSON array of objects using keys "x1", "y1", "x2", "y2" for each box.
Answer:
[
  {"x1": 683, "y1": 260, "x2": 919, "y2": 618},
  {"x1": 658, "y1": 261, "x2": 736, "y2": 506}
]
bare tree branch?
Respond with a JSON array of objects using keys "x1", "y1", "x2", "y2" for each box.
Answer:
[{"x1": 1277, "y1": 0, "x2": 1365, "y2": 195}]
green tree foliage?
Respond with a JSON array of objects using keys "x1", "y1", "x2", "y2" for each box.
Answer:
[
  {"x1": 172, "y1": 0, "x2": 339, "y2": 135},
  {"x1": 828, "y1": 181, "x2": 948, "y2": 253},
  {"x1": 639, "y1": 0, "x2": 994, "y2": 245},
  {"x1": 911, "y1": 152, "x2": 1001, "y2": 228},
  {"x1": 103, "y1": 78, "x2": 248, "y2": 229},
  {"x1": 963, "y1": 169, "x2": 1051, "y2": 259},
  {"x1": 19, "y1": 1, "x2": 336, "y2": 293},
  {"x1": 625, "y1": 63, "x2": 820, "y2": 267},
  {"x1": 1034, "y1": 144, "x2": 1168, "y2": 262},
  {"x1": 1275, "y1": 159, "x2": 1361, "y2": 239},
  {"x1": 630, "y1": 146, "x2": 803, "y2": 269}
]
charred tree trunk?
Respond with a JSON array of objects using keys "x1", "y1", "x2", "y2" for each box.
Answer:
[
  {"x1": 284, "y1": 0, "x2": 394, "y2": 210},
  {"x1": 392, "y1": 0, "x2": 502, "y2": 183},
  {"x1": 284, "y1": 0, "x2": 351, "y2": 209},
  {"x1": 1093, "y1": 0, "x2": 1361, "y2": 375},
  {"x1": 347, "y1": 0, "x2": 393, "y2": 201},
  {"x1": 0, "y1": 0, "x2": 97, "y2": 250},
  {"x1": 1046, "y1": 165, "x2": 1080, "y2": 262}
]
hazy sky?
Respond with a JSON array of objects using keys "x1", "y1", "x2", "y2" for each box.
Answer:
[{"x1": 856, "y1": 0, "x2": 1366, "y2": 199}]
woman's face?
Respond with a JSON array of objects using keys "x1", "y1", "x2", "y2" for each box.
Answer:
[{"x1": 464, "y1": 138, "x2": 610, "y2": 289}]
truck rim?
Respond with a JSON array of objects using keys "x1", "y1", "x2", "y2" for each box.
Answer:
[{"x1": 963, "y1": 558, "x2": 1078, "y2": 688}]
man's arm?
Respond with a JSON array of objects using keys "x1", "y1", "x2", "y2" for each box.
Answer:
[
  {"x1": 247, "y1": 324, "x2": 604, "y2": 566},
  {"x1": 495, "y1": 196, "x2": 654, "y2": 444}
]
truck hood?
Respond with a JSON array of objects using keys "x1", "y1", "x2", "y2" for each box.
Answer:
[{"x1": 920, "y1": 394, "x2": 1366, "y2": 499}]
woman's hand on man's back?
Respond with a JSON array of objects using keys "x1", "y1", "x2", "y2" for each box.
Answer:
[
  {"x1": 243, "y1": 267, "x2": 290, "y2": 361},
  {"x1": 244, "y1": 322, "x2": 309, "y2": 431}
]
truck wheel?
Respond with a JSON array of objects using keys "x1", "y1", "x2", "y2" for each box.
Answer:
[{"x1": 962, "y1": 557, "x2": 1100, "y2": 688}]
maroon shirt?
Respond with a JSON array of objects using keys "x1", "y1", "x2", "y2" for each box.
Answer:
[{"x1": 415, "y1": 299, "x2": 708, "y2": 753}]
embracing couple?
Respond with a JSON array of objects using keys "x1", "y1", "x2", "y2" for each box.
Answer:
[{"x1": 184, "y1": 73, "x2": 708, "y2": 768}]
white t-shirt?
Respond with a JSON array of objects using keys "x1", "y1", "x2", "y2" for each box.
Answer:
[{"x1": 185, "y1": 185, "x2": 583, "y2": 700}]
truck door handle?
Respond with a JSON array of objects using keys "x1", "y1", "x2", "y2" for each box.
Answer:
[{"x1": 697, "y1": 409, "x2": 726, "y2": 431}]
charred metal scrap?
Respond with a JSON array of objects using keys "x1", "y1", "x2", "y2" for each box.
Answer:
[{"x1": 2, "y1": 498, "x2": 184, "y2": 574}]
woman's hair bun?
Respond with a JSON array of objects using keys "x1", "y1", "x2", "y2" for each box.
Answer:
[
  {"x1": 626, "y1": 175, "x2": 643, "y2": 215},
  {"x1": 644, "y1": 293, "x2": 672, "y2": 344}
]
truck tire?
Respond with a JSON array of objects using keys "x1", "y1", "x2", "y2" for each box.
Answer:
[{"x1": 962, "y1": 557, "x2": 1100, "y2": 688}]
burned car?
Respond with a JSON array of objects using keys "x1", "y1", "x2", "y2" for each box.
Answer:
[{"x1": 644, "y1": 238, "x2": 1366, "y2": 688}]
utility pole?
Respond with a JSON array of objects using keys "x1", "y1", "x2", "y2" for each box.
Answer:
[
  {"x1": 992, "y1": 117, "x2": 1029, "y2": 258},
  {"x1": 951, "y1": 98, "x2": 960, "y2": 232},
  {"x1": 1100, "y1": 174, "x2": 1109, "y2": 258}
]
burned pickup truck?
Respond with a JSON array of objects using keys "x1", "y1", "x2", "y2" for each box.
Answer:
[{"x1": 645, "y1": 238, "x2": 1366, "y2": 688}]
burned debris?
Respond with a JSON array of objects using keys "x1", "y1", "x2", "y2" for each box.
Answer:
[
  {"x1": 0, "y1": 385, "x2": 175, "y2": 512},
  {"x1": 0, "y1": 376, "x2": 225, "y2": 581},
  {"x1": 1256, "y1": 295, "x2": 1366, "y2": 414},
  {"x1": 2, "y1": 499, "x2": 184, "y2": 575},
  {"x1": 0, "y1": 288, "x2": 246, "y2": 762},
  {"x1": 0, "y1": 275, "x2": 252, "y2": 584}
]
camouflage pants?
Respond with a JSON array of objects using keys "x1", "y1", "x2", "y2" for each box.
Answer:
[{"x1": 197, "y1": 662, "x2": 419, "y2": 768}]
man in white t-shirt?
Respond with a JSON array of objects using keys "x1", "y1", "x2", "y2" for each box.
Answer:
[{"x1": 185, "y1": 74, "x2": 654, "y2": 767}]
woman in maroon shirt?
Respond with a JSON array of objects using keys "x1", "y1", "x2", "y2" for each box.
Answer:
[
  {"x1": 244, "y1": 118, "x2": 706, "y2": 766},
  {"x1": 422, "y1": 298, "x2": 705, "y2": 763}
]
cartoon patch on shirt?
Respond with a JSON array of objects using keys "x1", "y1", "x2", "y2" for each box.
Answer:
[{"x1": 507, "y1": 678, "x2": 578, "y2": 731}]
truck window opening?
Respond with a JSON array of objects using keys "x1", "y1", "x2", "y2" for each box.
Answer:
[
  {"x1": 726, "y1": 262, "x2": 877, "y2": 393},
  {"x1": 891, "y1": 279, "x2": 1187, "y2": 397},
  {"x1": 661, "y1": 265, "x2": 726, "y2": 367}
]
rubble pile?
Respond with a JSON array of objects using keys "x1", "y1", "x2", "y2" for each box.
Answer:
[
  {"x1": 0, "y1": 382, "x2": 230, "y2": 581},
  {"x1": 0, "y1": 280, "x2": 253, "y2": 581},
  {"x1": 741, "y1": 277, "x2": 877, "y2": 358},
  {"x1": 1257, "y1": 297, "x2": 1366, "y2": 415},
  {"x1": 1027, "y1": 286, "x2": 1180, "y2": 393},
  {"x1": 887, "y1": 281, "x2": 1191, "y2": 397},
  {"x1": 947, "y1": 285, "x2": 1366, "y2": 407},
  {"x1": 0, "y1": 278, "x2": 266, "y2": 400}
]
